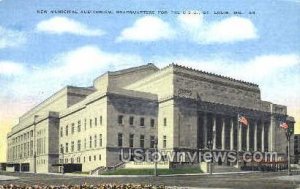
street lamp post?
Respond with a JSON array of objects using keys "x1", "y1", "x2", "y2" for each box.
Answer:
[
  {"x1": 285, "y1": 129, "x2": 292, "y2": 176},
  {"x1": 207, "y1": 140, "x2": 213, "y2": 175},
  {"x1": 19, "y1": 154, "x2": 22, "y2": 173},
  {"x1": 61, "y1": 147, "x2": 64, "y2": 174},
  {"x1": 33, "y1": 115, "x2": 38, "y2": 174},
  {"x1": 207, "y1": 130, "x2": 216, "y2": 175},
  {"x1": 154, "y1": 138, "x2": 158, "y2": 176}
]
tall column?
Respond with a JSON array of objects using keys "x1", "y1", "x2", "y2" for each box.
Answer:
[
  {"x1": 269, "y1": 104, "x2": 276, "y2": 152},
  {"x1": 254, "y1": 121, "x2": 257, "y2": 151},
  {"x1": 269, "y1": 116, "x2": 276, "y2": 152},
  {"x1": 212, "y1": 114, "x2": 217, "y2": 149},
  {"x1": 221, "y1": 117, "x2": 226, "y2": 150},
  {"x1": 230, "y1": 118, "x2": 234, "y2": 150},
  {"x1": 246, "y1": 121, "x2": 250, "y2": 151},
  {"x1": 203, "y1": 113, "x2": 207, "y2": 148},
  {"x1": 261, "y1": 121, "x2": 265, "y2": 152},
  {"x1": 238, "y1": 123, "x2": 242, "y2": 151}
]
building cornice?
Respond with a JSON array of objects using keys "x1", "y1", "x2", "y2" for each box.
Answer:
[{"x1": 170, "y1": 63, "x2": 258, "y2": 87}]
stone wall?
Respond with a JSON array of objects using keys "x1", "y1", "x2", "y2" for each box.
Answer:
[
  {"x1": 125, "y1": 68, "x2": 174, "y2": 99},
  {"x1": 106, "y1": 94, "x2": 158, "y2": 166},
  {"x1": 59, "y1": 94, "x2": 107, "y2": 172},
  {"x1": 94, "y1": 63, "x2": 158, "y2": 91},
  {"x1": 173, "y1": 69, "x2": 262, "y2": 110},
  {"x1": 157, "y1": 100, "x2": 175, "y2": 149}
]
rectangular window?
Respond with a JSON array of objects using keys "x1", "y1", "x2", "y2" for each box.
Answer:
[
  {"x1": 163, "y1": 135, "x2": 167, "y2": 148},
  {"x1": 65, "y1": 143, "x2": 69, "y2": 153},
  {"x1": 140, "y1": 117, "x2": 145, "y2": 127},
  {"x1": 89, "y1": 136, "x2": 92, "y2": 148},
  {"x1": 77, "y1": 140, "x2": 81, "y2": 151},
  {"x1": 129, "y1": 116, "x2": 134, "y2": 126},
  {"x1": 140, "y1": 135, "x2": 145, "y2": 148},
  {"x1": 95, "y1": 118, "x2": 97, "y2": 126},
  {"x1": 129, "y1": 134, "x2": 134, "y2": 148},
  {"x1": 84, "y1": 138, "x2": 86, "y2": 149},
  {"x1": 84, "y1": 119, "x2": 87, "y2": 130},
  {"x1": 150, "y1": 136, "x2": 155, "y2": 148},
  {"x1": 77, "y1": 121, "x2": 81, "y2": 132},
  {"x1": 65, "y1": 125, "x2": 68, "y2": 136},
  {"x1": 99, "y1": 134, "x2": 102, "y2": 147},
  {"x1": 164, "y1": 118, "x2": 167, "y2": 126},
  {"x1": 71, "y1": 123, "x2": 75, "y2": 134},
  {"x1": 118, "y1": 133, "x2": 123, "y2": 147},
  {"x1": 30, "y1": 141, "x2": 33, "y2": 156},
  {"x1": 90, "y1": 119, "x2": 92, "y2": 128},
  {"x1": 99, "y1": 154, "x2": 101, "y2": 160},
  {"x1": 118, "y1": 115, "x2": 123, "y2": 125},
  {"x1": 94, "y1": 135, "x2": 97, "y2": 148},
  {"x1": 60, "y1": 144, "x2": 64, "y2": 153},
  {"x1": 100, "y1": 116, "x2": 103, "y2": 125},
  {"x1": 151, "y1": 119, "x2": 155, "y2": 128},
  {"x1": 71, "y1": 141, "x2": 74, "y2": 152}
]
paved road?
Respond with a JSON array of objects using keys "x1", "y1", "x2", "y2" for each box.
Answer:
[{"x1": 1, "y1": 172, "x2": 300, "y2": 189}]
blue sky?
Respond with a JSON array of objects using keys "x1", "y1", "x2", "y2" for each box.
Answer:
[
  {"x1": 0, "y1": 0, "x2": 299, "y2": 111},
  {"x1": 0, "y1": 0, "x2": 300, "y2": 161}
]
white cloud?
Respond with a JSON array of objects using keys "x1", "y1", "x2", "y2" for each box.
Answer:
[
  {"x1": 36, "y1": 17, "x2": 105, "y2": 36},
  {"x1": 205, "y1": 17, "x2": 258, "y2": 43},
  {"x1": 117, "y1": 14, "x2": 257, "y2": 44},
  {"x1": 1, "y1": 45, "x2": 144, "y2": 104},
  {"x1": 178, "y1": 14, "x2": 258, "y2": 44},
  {"x1": 0, "y1": 46, "x2": 144, "y2": 136},
  {"x1": 0, "y1": 26, "x2": 26, "y2": 49},
  {"x1": 0, "y1": 61, "x2": 25, "y2": 75},
  {"x1": 47, "y1": 45, "x2": 143, "y2": 78},
  {"x1": 178, "y1": 13, "x2": 204, "y2": 31},
  {"x1": 116, "y1": 16, "x2": 175, "y2": 42}
]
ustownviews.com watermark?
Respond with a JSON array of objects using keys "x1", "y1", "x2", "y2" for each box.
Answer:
[{"x1": 120, "y1": 149, "x2": 279, "y2": 163}]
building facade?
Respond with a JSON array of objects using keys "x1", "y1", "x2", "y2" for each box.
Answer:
[{"x1": 6, "y1": 63, "x2": 295, "y2": 173}]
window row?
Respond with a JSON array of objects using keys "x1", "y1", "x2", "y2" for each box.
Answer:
[
  {"x1": 9, "y1": 130, "x2": 34, "y2": 146},
  {"x1": 8, "y1": 141, "x2": 34, "y2": 161},
  {"x1": 61, "y1": 134, "x2": 103, "y2": 153},
  {"x1": 117, "y1": 133, "x2": 159, "y2": 148},
  {"x1": 60, "y1": 154, "x2": 102, "y2": 164},
  {"x1": 37, "y1": 159, "x2": 46, "y2": 165},
  {"x1": 60, "y1": 116, "x2": 103, "y2": 137},
  {"x1": 118, "y1": 115, "x2": 157, "y2": 127}
]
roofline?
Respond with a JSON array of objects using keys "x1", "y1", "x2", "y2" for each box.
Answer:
[
  {"x1": 108, "y1": 63, "x2": 158, "y2": 76},
  {"x1": 166, "y1": 63, "x2": 259, "y2": 87},
  {"x1": 93, "y1": 63, "x2": 158, "y2": 84},
  {"x1": 19, "y1": 85, "x2": 94, "y2": 121}
]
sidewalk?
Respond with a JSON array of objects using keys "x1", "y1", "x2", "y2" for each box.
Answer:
[
  {"x1": 34, "y1": 170, "x2": 260, "y2": 178},
  {"x1": 0, "y1": 175, "x2": 19, "y2": 181},
  {"x1": 276, "y1": 174, "x2": 300, "y2": 181}
]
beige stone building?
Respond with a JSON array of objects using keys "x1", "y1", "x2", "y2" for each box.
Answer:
[{"x1": 6, "y1": 63, "x2": 295, "y2": 173}]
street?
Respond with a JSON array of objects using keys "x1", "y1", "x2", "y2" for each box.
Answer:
[{"x1": 1, "y1": 172, "x2": 300, "y2": 189}]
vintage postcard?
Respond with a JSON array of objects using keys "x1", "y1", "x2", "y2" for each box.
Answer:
[{"x1": 0, "y1": 0, "x2": 299, "y2": 188}]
